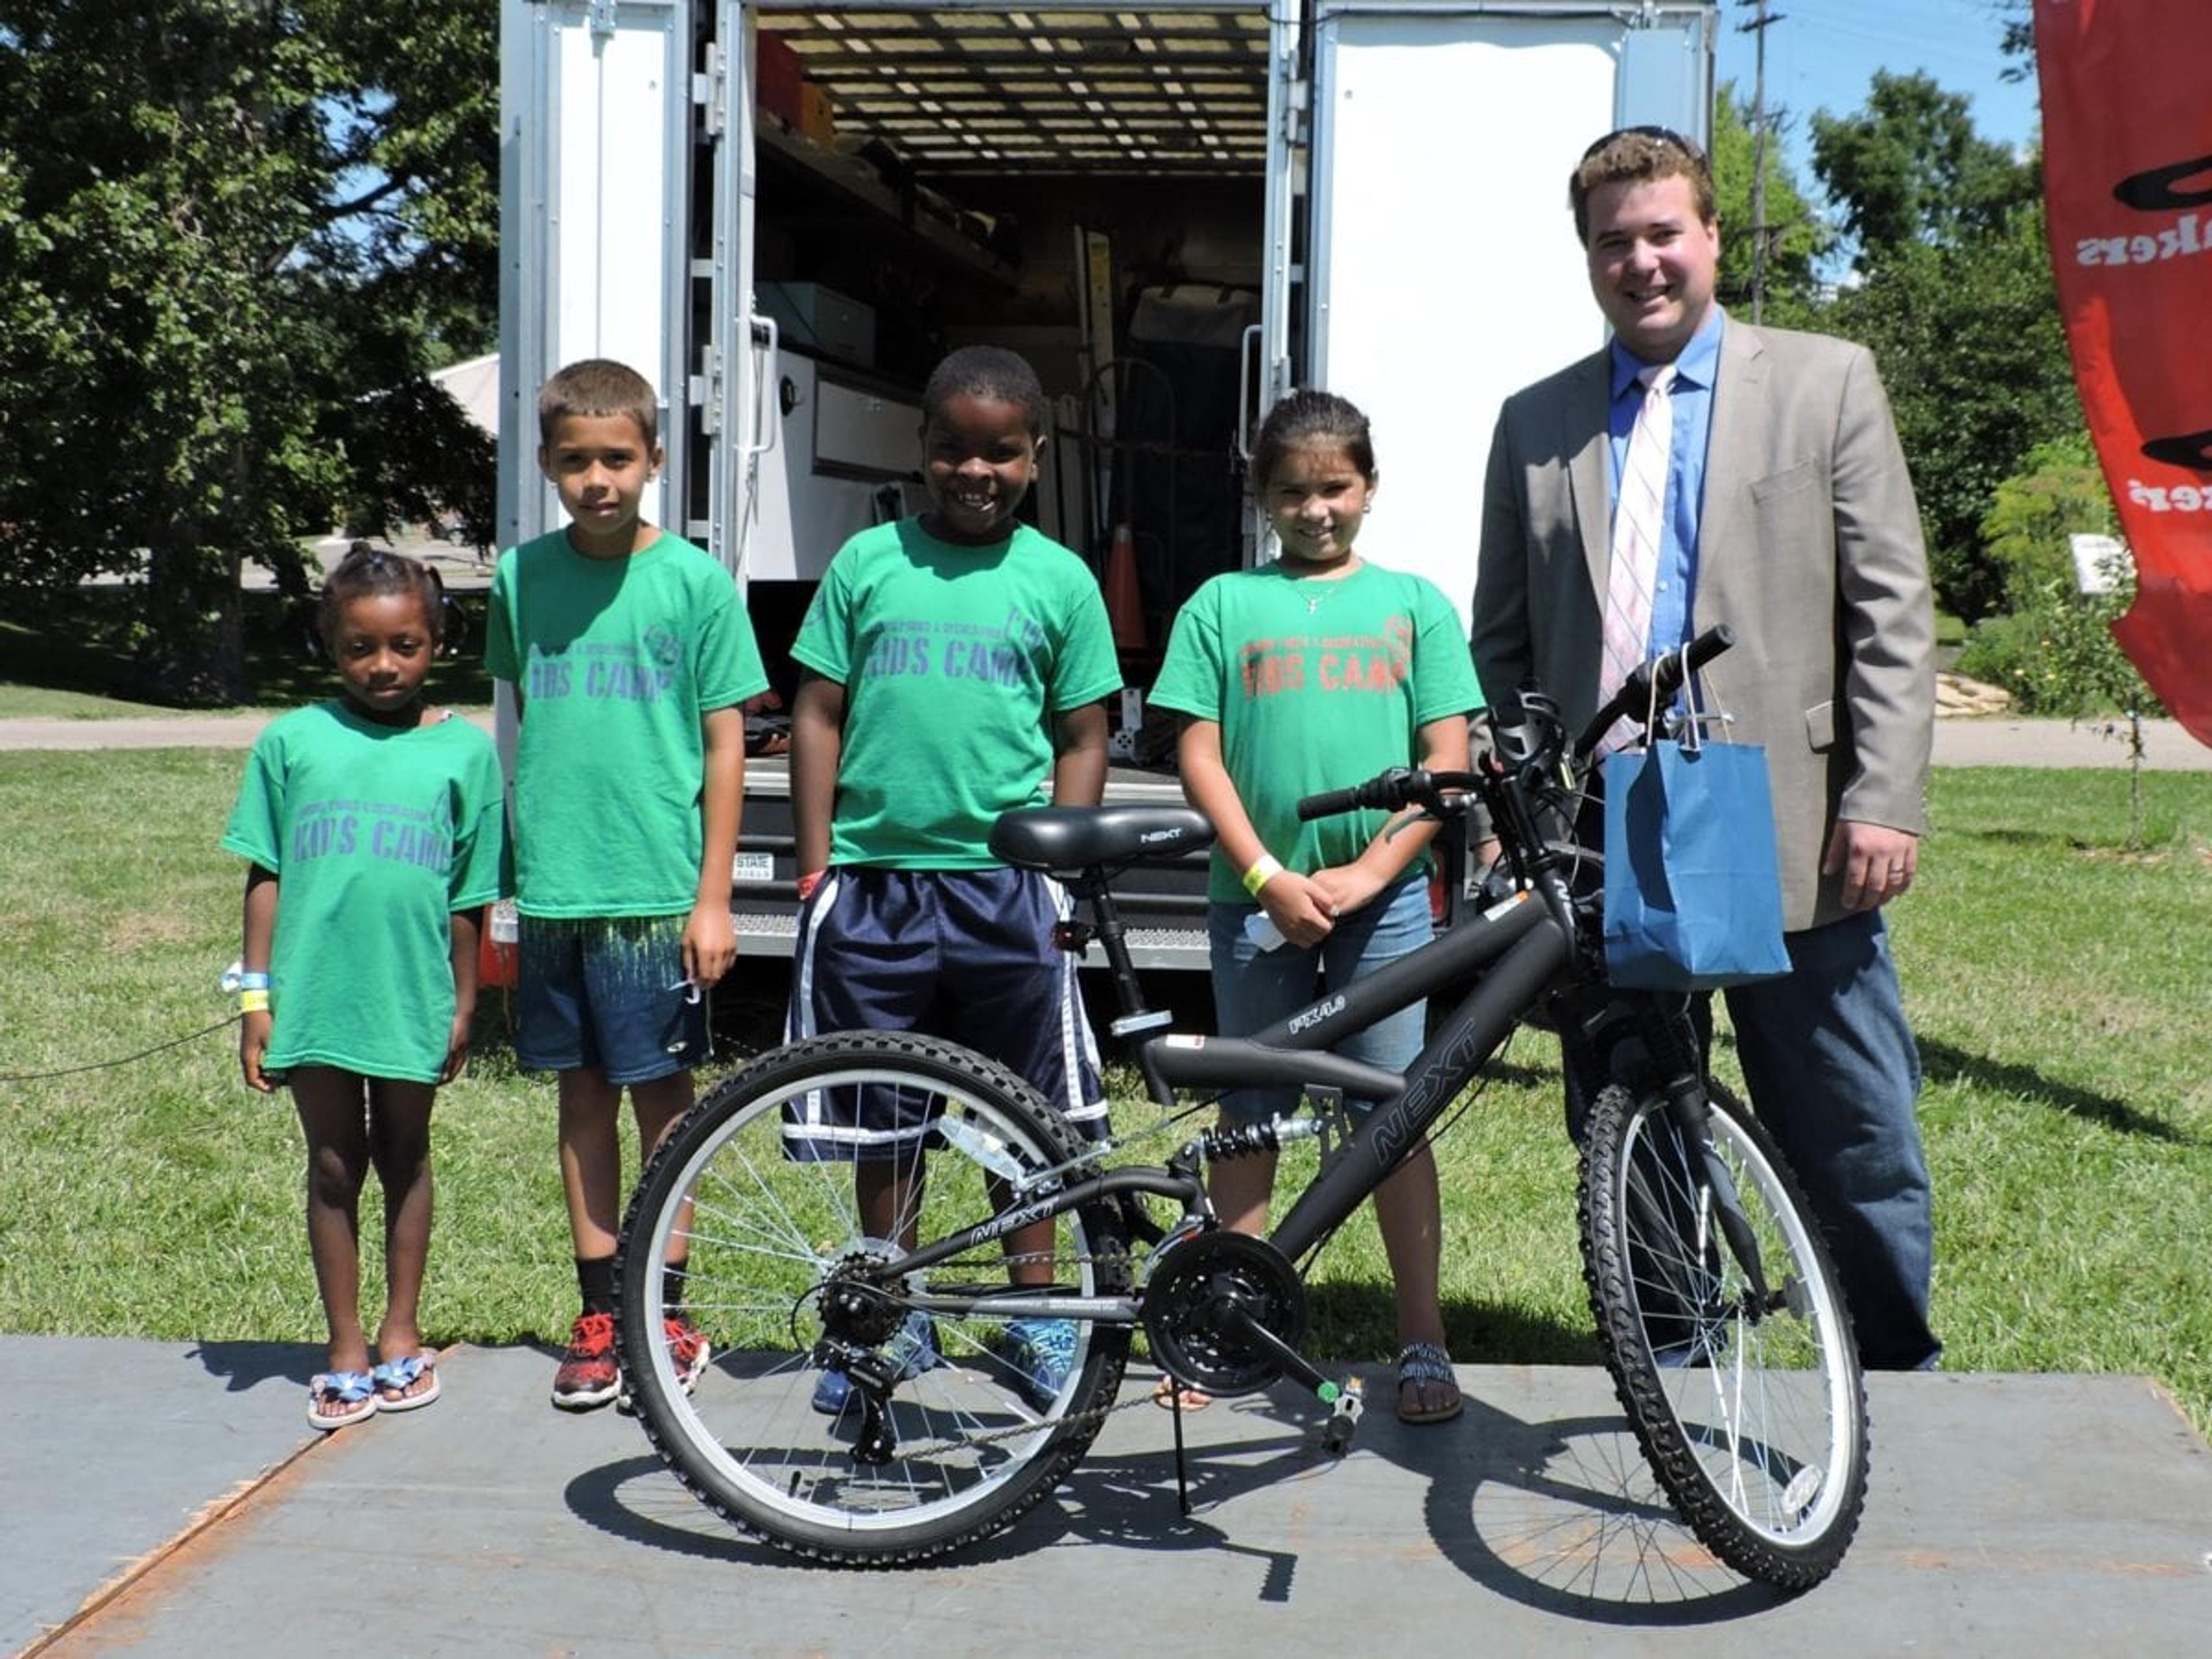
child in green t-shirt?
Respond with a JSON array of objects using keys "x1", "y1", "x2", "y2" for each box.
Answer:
[
  {"x1": 1149, "y1": 388, "x2": 1482, "y2": 1425},
  {"x1": 484, "y1": 358, "x2": 770, "y2": 1411},
  {"x1": 224, "y1": 546, "x2": 507, "y2": 1431},
  {"x1": 783, "y1": 345, "x2": 1122, "y2": 1416}
]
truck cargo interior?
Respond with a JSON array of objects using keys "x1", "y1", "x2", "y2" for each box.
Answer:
[{"x1": 729, "y1": 6, "x2": 1277, "y2": 729}]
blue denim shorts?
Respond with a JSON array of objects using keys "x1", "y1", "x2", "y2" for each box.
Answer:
[
  {"x1": 516, "y1": 913, "x2": 707, "y2": 1086},
  {"x1": 1206, "y1": 874, "x2": 1433, "y2": 1124}
]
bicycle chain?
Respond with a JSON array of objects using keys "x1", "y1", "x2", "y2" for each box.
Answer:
[
  {"x1": 880, "y1": 1241, "x2": 1158, "y2": 1460},
  {"x1": 890, "y1": 1373, "x2": 1156, "y2": 1460}
]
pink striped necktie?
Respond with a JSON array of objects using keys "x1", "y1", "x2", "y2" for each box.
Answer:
[{"x1": 1599, "y1": 363, "x2": 1676, "y2": 749}]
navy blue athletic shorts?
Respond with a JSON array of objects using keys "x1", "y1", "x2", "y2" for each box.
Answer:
[{"x1": 781, "y1": 866, "x2": 1107, "y2": 1162}]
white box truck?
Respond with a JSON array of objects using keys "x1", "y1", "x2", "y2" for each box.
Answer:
[{"x1": 496, "y1": 0, "x2": 1717, "y2": 966}]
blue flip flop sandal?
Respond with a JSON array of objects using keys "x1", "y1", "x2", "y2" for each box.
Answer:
[
  {"x1": 370, "y1": 1353, "x2": 441, "y2": 1413},
  {"x1": 307, "y1": 1370, "x2": 379, "y2": 1431}
]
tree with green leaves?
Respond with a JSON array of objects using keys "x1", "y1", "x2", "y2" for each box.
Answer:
[
  {"x1": 1710, "y1": 80, "x2": 1831, "y2": 322},
  {"x1": 1979, "y1": 431, "x2": 2113, "y2": 612},
  {"x1": 1999, "y1": 0, "x2": 2033, "y2": 74},
  {"x1": 1808, "y1": 69, "x2": 2039, "y2": 275},
  {"x1": 1821, "y1": 202, "x2": 2079, "y2": 622},
  {"x1": 0, "y1": 2, "x2": 495, "y2": 706},
  {"x1": 1798, "y1": 67, "x2": 2069, "y2": 620}
]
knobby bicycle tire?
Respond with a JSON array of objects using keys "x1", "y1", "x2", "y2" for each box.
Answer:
[
  {"x1": 614, "y1": 1031, "x2": 1131, "y2": 1566},
  {"x1": 1578, "y1": 1080, "x2": 1869, "y2": 1590}
]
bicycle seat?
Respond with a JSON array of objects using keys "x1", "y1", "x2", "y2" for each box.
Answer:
[{"x1": 989, "y1": 806, "x2": 1215, "y2": 873}]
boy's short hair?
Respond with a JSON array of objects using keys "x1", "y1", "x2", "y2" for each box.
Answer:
[
  {"x1": 538, "y1": 358, "x2": 659, "y2": 447},
  {"x1": 1569, "y1": 126, "x2": 1716, "y2": 245},
  {"x1": 921, "y1": 346, "x2": 1048, "y2": 437}
]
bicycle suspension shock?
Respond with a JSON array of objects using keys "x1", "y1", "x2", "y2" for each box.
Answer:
[{"x1": 1200, "y1": 1114, "x2": 1331, "y2": 1164}]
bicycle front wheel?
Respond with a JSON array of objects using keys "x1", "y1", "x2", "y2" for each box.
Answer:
[
  {"x1": 1578, "y1": 1081, "x2": 1869, "y2": 1590},
  {"x1": 615, "y1": 1032, "x2": 1131, "y2": 1566}
]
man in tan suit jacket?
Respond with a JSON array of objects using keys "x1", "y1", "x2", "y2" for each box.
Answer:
[{"x1": 1473, "y1": 128, "x2": 1938, "y2": 1368}]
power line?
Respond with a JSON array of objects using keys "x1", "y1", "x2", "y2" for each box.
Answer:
[{"x1": 1738, "y1": 0, "x2": 1784, "y2": 324}]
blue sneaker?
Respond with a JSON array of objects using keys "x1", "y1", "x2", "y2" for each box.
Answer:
[
  {"x1": 1001, "y1": 1318, "x2": 1078, "y2": 1410},
  {"x1": 812, "y1": 1310, "x2": 940, "y2": 1415}
]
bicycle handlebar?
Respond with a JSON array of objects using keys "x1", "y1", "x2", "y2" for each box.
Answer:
[
  {"x1": 1293, "y1": 625, "x2": 1738, "y2": 834},
  {"x1": 1296, "y1": 766, "x2": 1480, "y2": 823},
  {"x1": 1571, "y1": 623, "x2": 1736, "y2": 759}
]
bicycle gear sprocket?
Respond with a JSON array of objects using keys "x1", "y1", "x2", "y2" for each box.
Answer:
[{"x1": 1139, "y1": 1229, "x2": 1308, "y2": 1397}]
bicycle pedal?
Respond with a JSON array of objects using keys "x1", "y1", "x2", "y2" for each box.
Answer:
[{"x1": 1317, "y1": 1374, "x2": 1364, "y2": 1455}]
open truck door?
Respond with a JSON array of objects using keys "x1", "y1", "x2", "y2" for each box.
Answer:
[
  {"x1": 1293, "y1": 0, "x2": 1715, "y2": 637},
  {"x1": 497, "y1": 0, "x2": 696, "y2": 551}
]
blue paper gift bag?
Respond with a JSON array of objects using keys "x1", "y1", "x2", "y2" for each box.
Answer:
[{"x1": 1601, "y1": 738, "x2": 1791, "y2": 991}]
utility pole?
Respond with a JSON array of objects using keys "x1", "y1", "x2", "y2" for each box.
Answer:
[{"x1": 1738, "y1": 0, "x2": 1782, "y2": 324}]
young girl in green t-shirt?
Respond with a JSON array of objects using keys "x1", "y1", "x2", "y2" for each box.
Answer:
[
  {"x1": 222, "y1": 547, "x2": 506, "y2": 1430},
  {"x1": 1149, "y1": 389, "x2": 1481, "y2": 1424}
]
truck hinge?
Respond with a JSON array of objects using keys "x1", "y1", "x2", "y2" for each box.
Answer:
[
  {"x1": 1280, "y1": 78, "x2": 1309, "y2": 147},
  {"x1": 587, "y1": 1, "x2": 619, "y2": 40},
  {"x1": 694, "y1": 40, "x2": 726, "y2": 139},
  {"x1": 691, "y1": 347, "x2": 724, "y2": 435}
]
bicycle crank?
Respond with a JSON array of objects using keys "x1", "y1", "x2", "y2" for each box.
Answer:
[{"x1": 1139, "y1": 1229, "x2": 1309, "y2": 1398}]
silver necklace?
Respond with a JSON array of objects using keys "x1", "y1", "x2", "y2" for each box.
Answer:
[{"x1": 1290, "y1": 563, "x2": 1355, "y2": 613}]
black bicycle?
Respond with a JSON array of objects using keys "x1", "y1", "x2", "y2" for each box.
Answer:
[{"x1": 612, "y1": 625, "x2": 1868, "y2": 1589}]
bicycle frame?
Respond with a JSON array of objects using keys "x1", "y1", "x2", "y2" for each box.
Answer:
[
  {"x1": 882, "y1": 626, "x2": 1765, "y2": 1326},
  {"x1": 1152, "y1": 885, "x2": 1571, "y2": 1268},
  {"x1": 877, "y1": 882, "x2": 1576, "y2": 1330}
]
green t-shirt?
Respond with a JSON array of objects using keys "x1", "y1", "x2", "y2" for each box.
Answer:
[
  {"x1": 792, "y1": 518, "x2": 1123, "y2": 867},
  {"x1": 485, "y1": 528, "x2": 768, "y2": 916},
  {"x1": 1149, "y1": 559, "x2": 1483, "y2": 902},
  {"x1": 221, "y1": 703, "x2": 507, "y2": 1083}
]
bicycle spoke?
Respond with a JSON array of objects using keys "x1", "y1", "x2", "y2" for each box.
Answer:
[{"x1": 615, "y1": 1034, "x2": 1131, "y2": 1565}]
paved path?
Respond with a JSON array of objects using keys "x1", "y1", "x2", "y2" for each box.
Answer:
[
  {"x1": 9, "y1": 1340, "x2": 2209, "y2": 1657},
  {"x1": 2, "y1": 711, "x2": 2209, "y2": 767}
]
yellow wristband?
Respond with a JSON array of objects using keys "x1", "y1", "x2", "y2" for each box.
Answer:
[
  {"x1": 1241, "y1": 854, "x2": 1283, "y2": 897},
  {"x1": 238, "y1": 989, "x2": 271, "y2": 1014}
]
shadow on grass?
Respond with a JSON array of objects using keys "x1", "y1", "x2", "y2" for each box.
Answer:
[
  {"x1": 1, "y1": 585, "x2": 493, "y2": 710},
  {"x1": 1306, "y1": 1282, "x2": 1596, "y2": 1368},
  {"x1": 1919, "y1": 1035, "x2": 2190, "y2": 1142}
]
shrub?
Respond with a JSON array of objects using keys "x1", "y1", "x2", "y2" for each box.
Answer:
[{"x1": 1956, "y1": 577, "x2": 2165, "y2": 720}]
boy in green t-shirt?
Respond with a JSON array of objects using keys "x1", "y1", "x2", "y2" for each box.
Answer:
[
  {"x1": 485, "y1": 358, "x2": 770, "y2": 1411},
  {"x1": 783, "y1": 345, "x2": 1122, "y2": 1416}
]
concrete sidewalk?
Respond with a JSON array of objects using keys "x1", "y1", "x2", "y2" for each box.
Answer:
[{"x1": 10, "y1": 1340, "x2": 2210, "y2": 1656}]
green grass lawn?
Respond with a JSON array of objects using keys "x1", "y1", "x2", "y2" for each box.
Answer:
[{"x1": 0, "y1": 750, "x2": 2206, "y2": 1436}]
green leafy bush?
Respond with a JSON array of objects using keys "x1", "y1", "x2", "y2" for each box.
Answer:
[
  {"x1": 1956, "y1": 435, "x2": 2163, "y2": 719},
  {"x1": 1956, "y1": 578, "x2": 2166, "y2": 719}
]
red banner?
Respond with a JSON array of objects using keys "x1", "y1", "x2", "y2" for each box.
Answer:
[{"x1": 2036, "y1": 0, "x2": 2212, "y2": 747}]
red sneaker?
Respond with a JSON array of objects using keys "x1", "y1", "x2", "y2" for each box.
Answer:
[
  {"x1": 551, "y1": 1311, "x2": 620, "y2": 1411},
  {"x1": 664, "y1": 1313, "x2": 711, "y2": 1395}
]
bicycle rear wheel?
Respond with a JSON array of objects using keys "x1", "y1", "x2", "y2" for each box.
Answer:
[
  {"x1": 615, "y1": 1032, "x2": 1131, "y2": 1566},
  {"x1": 1578, "y1": 1080, "x2": 1868, "y2": 1590}
]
